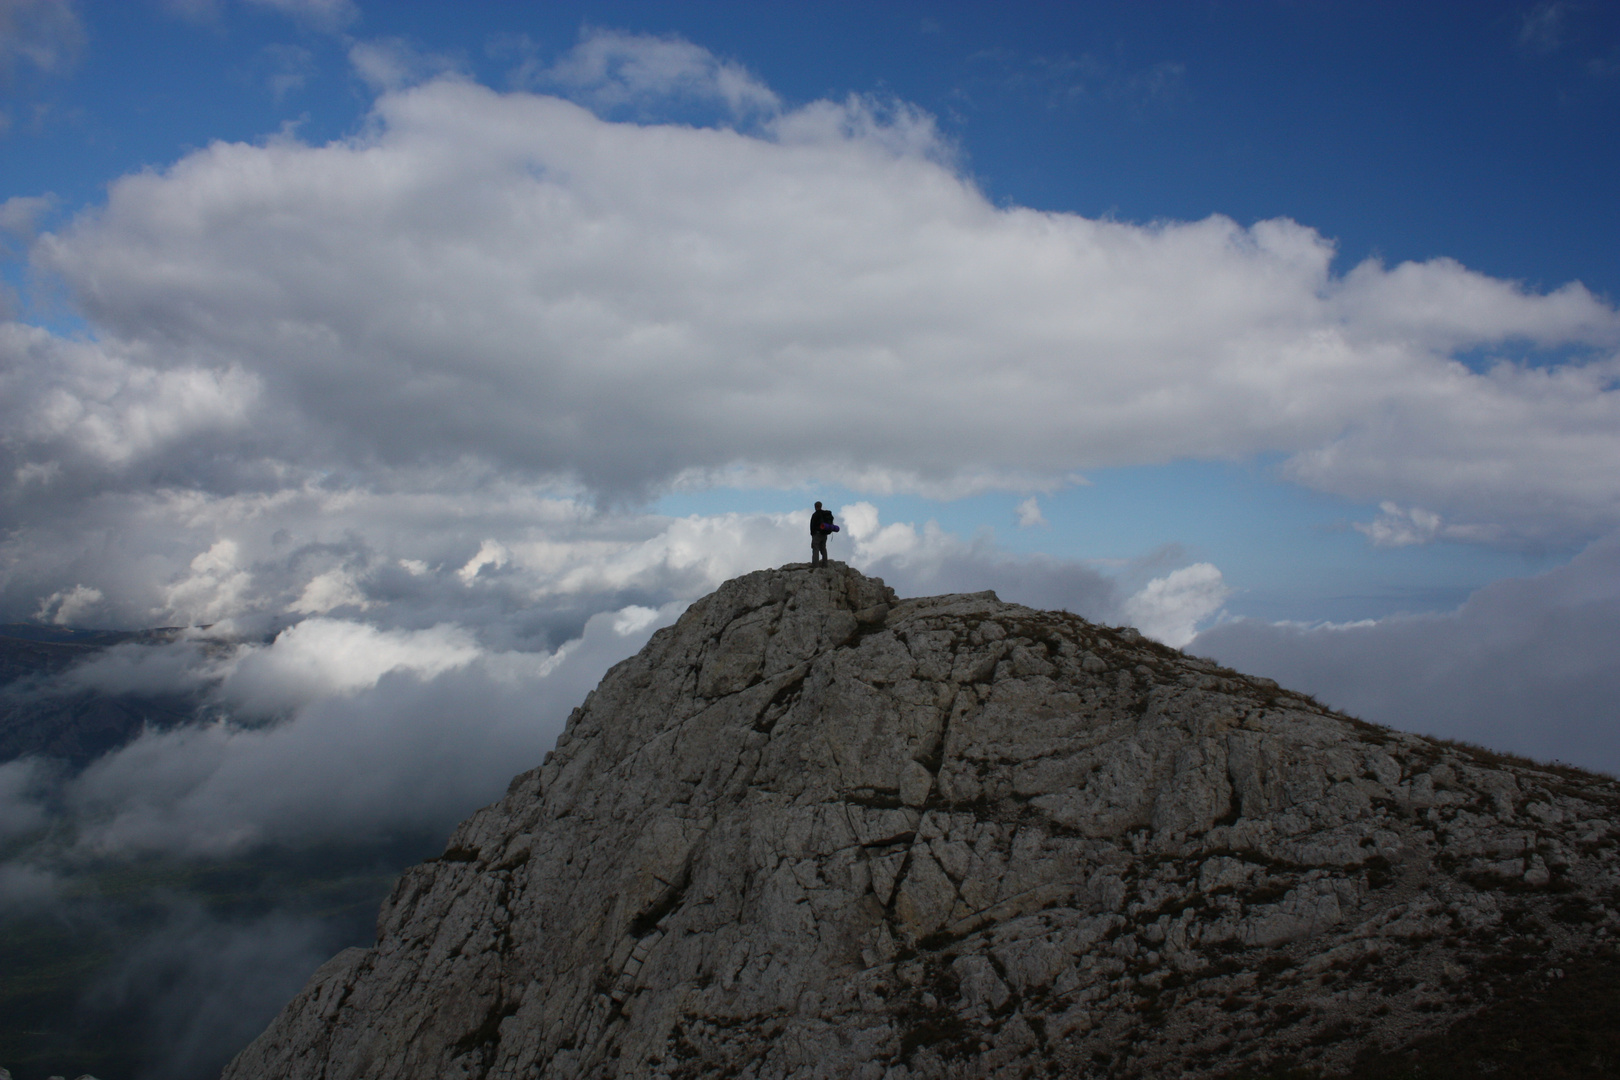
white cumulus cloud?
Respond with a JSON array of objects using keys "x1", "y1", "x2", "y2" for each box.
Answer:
[
  {"x1": 8, "y1": 71, "x2": 1611, "y2": 549},
  {"x1": 1122, "y1": 562, "x2": 1231, "y2": 648},
  {"x1": 1015, "y1": 496, "x2": 1047, "y2": 528},
  {"x1": 541, "y1": 27, "x2": 780, "y2": 119},
  {"x1": 34, "y1": 582, "x2": 102, "y2": 624}
]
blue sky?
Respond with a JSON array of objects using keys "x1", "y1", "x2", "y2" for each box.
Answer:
[
  {"x1": 9, "y1": 2, "x2": 1618, "y2": 295},
  {"x1": 3, "y1": 0, "x2": 1620, "y2": 769}
]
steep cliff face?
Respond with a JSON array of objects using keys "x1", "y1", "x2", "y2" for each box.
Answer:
[{"x1": 224, "y1": 565, "x2": 1620, "y2": 1079}]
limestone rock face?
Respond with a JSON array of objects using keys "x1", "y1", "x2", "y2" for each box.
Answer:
[{"x1": 224, "y1": 565, "x2": 1620, "y2": 1079}]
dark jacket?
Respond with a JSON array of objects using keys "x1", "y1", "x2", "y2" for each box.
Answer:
[{"x1": 810, "y1": 508, "x2": 834, "y2": 535}]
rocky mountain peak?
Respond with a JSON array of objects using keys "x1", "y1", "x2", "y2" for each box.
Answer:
[{"x1": 224, "y1": 564, "x2": 1620, "y2": 1079}]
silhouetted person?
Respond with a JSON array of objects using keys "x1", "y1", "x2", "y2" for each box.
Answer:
[{"x1": 809, "y1": 502, "x2": 836, "y2": 567}]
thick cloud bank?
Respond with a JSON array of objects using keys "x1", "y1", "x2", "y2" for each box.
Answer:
[
  {"x1": 7, "y1": 602, "x2": 674, "y2": 861},
  {"x1": 7, "y1": 49, "x2": 1619, "y2": 557},
  {"x1": 1191, "y1": 532, "x2": 1620, "y2": 777}
]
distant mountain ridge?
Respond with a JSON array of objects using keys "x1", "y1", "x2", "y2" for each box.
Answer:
[
  {"x1": 224, "y1": 565, "x2": 1620, "y2": 1079},
  {"x1": 0, "y1": 625, "x2": 197, "y2": 768},
  {"x1": 0, "y1": 624, "x2": 188, "y2": 647}
]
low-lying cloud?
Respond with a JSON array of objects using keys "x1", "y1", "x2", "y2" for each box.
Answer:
[
  {"x1": 1191, "y1": 531, "x2": 1620, "y2": 777},
  {"x1": 87, "y1": 903, "x2": 337, "y2": 1080},
  {"x1": 53, "y1": 603, "x2": 673, "y2": 857}
]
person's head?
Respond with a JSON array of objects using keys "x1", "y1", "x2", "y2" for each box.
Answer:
[{"x1": 814, "y1": 502, "x2": 822, "y2": 509}]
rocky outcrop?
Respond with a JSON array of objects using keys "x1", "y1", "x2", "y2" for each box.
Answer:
[{"x1": 223, "y1": 565, "x2": 1620, "y2": 1079}]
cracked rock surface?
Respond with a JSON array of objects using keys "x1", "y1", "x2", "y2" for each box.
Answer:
[{"x1": 224, "y1": 565, "x2": 1620, "y2": 1079}]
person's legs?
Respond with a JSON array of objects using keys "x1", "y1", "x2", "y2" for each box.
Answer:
[{"x1": 811, "y1": 534, "x2": 827, "y2": 566}]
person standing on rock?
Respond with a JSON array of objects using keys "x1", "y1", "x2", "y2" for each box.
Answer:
[{"x1": 809, "y1": 502, "x2": 837, "y2": 567}]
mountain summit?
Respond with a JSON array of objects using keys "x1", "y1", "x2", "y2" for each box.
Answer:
[{"x1": 224, "y1": 565, "x2": 1620, "y2": 1079}]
